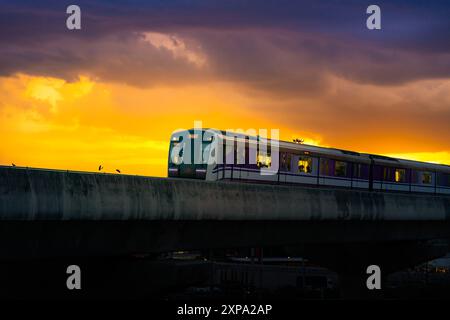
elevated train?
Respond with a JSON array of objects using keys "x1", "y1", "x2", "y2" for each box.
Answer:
[{"x1": 168, "y1": 129, "x2": 450, "y2": 195}]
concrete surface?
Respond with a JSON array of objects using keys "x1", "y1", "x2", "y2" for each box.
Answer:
[
  {"x1": 1, "y1": 166, "x2": 450, "y2": 221},
  {"x1": 0, "y1": 166, "x2": 450, "y2": 261}
]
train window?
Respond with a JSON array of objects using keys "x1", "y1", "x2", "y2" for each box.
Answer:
[
  {"x1": 170, "y1": 145, "x2": 184, "y2": 165},
  {"x1": 298, "y1": 156, "x2": 312, "y2": 173},
  {"x1": 334, "y1": 161, "x2": 347, "y2": 177},
  {"x1": 353, "y1": 163, "x2": 369, "y2": 179},
  {"x1": 236, "y1": 144, "x2": 245, "y2": 164},
  {"x1": 202, "y1": 145, "x2": 211, "y2": 164},
  {"x1": 383, "y1": 167, "x2": 391, "y2": 181},
  {"x1": 373, "y1": 165, "x2": 383, "y2": 181},
  {"x1": 441, "y1": 173, "x2": 450, "y2": 187},
  {"x1": 353, "y1": 163, "x2": 361, "y2": 178},
  {"x1": 410, "y1": 170, "x2": 418, "y2": 184},
  {"x1": 421, "y1": 172, "x2": 432, "y2": 184},
  {"x1": 395, "y1": 168, "x2": 406, "y2": 183},
  {"x1": 320, "y1": 158, "x2": 331, "y2": 176},
  {"x1": 281, "y1": 153, "x2": 291, "y2": 171},
  {"x1": 257, "y1": 153, "x2": 271, "y2": 168},
  {"x1": 172, "y1": 154, "x2": 182, "y2": 165}
]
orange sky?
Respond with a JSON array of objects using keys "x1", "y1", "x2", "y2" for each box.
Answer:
[
  {"x1": 0, "y1": 72, "x2": 449, "y2": 177},
  {"x1": 1, "y1": 2, "x2": 450, "y2": 177}
]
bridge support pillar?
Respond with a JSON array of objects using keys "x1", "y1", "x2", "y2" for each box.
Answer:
[{"x1": 288, "y1": 240, "x2": 449, "y2": 299}]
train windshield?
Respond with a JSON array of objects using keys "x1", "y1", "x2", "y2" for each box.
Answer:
[{"x1": 168, "y1": 130, "x2": 213, "y2": 179}]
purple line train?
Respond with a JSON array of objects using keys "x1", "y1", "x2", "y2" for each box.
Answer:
[{"x1": 168, "y1": 129, "x2": 450, "y2": 195}]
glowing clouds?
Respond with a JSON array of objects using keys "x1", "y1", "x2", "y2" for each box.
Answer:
[
  {"x1": 23, "y1": 75, "x2": 94, "y2": 113},
  {"x1": 24, "y1": 77, "x2": 64, "y2": 112},
  {"x1": 141, "y1": 32, "x2": 207, "y2": 68}
]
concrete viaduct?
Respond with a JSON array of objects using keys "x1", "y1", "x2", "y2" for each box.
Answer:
[{"x1": 1, "y1": 165, "x2": 450, "y2": 288}]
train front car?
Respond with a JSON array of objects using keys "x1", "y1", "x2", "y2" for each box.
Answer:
[{"x1": 168, "y1": 129, "x2": 213, "y2": 180}]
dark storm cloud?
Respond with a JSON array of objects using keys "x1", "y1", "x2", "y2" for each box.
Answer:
[{"x1": 0, "y1": 0, "x2": 449, "y2": 91}]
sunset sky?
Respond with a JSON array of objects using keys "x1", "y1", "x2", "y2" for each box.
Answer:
[{"x1": 0, "y1": 0, "x2": 449, "y2": 176}]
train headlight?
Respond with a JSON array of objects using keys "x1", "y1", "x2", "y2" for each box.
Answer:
[{"x1": 171, "y1": 136, "x2": 183, "y2": 142}]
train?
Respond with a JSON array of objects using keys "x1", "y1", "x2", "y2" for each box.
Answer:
[{"x1": 168, "y1": 129, "x2": 450, "y2": 195}]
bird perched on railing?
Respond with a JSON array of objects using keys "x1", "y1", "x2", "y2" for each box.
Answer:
[{"x1": 11, "y1": 163, "x2": 16, "y2": 167}]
